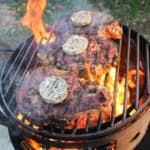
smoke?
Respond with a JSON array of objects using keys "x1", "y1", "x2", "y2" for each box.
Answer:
[{"x1": 45, "y1": 0, "x2": 111, "y2": 24}]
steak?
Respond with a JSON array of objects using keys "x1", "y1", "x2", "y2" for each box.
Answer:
[
  {"x1": 16, "y1": 11, "x2": 123, "y2": 128},
  {"x1": 37, "y1": 11, "x2": 122, "y2": 73},
  {"x1": 16, "y1": 66, "x2": 113, "y2": 128}
]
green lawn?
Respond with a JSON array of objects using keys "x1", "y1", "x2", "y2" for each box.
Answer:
[{"x1": 1, "y1": 0, "x2": 150, "y2": 41}]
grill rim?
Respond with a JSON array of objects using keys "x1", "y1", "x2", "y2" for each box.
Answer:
[{"x1": 0, "y1": 26, "x2": 150, "y2": 141}]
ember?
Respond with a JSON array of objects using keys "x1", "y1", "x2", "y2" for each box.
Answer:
[{"x1": 28, "y1": 139, "x2": 43, "y2": 150}]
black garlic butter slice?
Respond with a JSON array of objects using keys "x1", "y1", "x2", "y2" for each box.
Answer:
[
  {"x1": 39, "y1": 76, "x2": 68, "y2": 104},
  {"x1": 71, "y1": 11, "x2": 92, "y2": 26},
  {"x1": 62, "y1": 35, "x2": 89, "y2": 55}
]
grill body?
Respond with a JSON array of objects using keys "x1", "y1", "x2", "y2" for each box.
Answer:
[
  {"x1": 0, "y1": 26, "x2": 150, "y2": 149},
  {"x1": 8, "y1": 108, "x2": 150, "y2": 150}
]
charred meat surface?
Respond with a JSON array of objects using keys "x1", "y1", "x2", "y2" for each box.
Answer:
[
  {"x1": 16, "y1": 66, "x2": 113, "y2": 127},
  {"x1": 16, "y1": 11, "x2": 123, "y2": 128},
  {"x1": 37, "y1": 11, "x2": 122, "y2": 70}
]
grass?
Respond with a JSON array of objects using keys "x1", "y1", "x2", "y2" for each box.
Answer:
[
  {"x1": 1, "y1": 0, "x2": 150, "y2": 41},
  {"x1": 5, "y1": 0, "x2": 149, "y2": 23}
]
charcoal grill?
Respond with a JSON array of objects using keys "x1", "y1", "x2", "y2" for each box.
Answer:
[{"x1": 0, "y1": 26, "x2": 150, "y2": 150}]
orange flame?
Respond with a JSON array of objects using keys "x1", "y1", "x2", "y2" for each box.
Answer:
[
  {"x1": 22, "y1": 0, "x2": 56, "y2": 45},
  {"x1": 28, "y1": 138, "x2": 81, "y2": 150},
  {"x1": 28, "y1": 139, "x2": 44, "y2": 150},
  {"x1": 105, "y1": 67, "x2": 130, "y2": 116},
  {"x1": 66, "y1": 64, "x2": 144, "y2": 129},
  {"x1": 17, "y1": 113, "x2": 23, "y2": 120},
  {"x1": 86, "y1": 65, "x2": 144, "y2": 117},
  {"x1": 85, "y1": 63, "x2": 95, "y2": 82},
  {"x1": 17, "y1": 113, "x2": 39, "y2": 129}
]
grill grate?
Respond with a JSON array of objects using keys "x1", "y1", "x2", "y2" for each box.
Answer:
[
  {"x1": 0, "y1": 26, "x2": 150, "y2": 148},
  {"x1": 111, "y1": 33, "x2": 122, "y2": 127},
  {"x1": 122, "y1": 28, "x2": 131, "y2": 121},
  {"x1": 135, "y1": 33, "x2": 140, "y2": 109},
  {"x1": 146, "y1": 44, "x2": 150, "y2": 94}
]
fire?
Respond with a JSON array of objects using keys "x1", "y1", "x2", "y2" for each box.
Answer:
[
  {"x1": 85, "y1": 65, "x2": 144, "y2": 117},
  {"x1": 17, "y1": 113, "x2": 39, "y2": 129},
  {"x1": 66, "y1": 65, "x2": 144, "y2": 129},
  {"x1": 105, "y1": 67, "x2": 130, "y2": 116},
  {"x1": 27, "y1": 138, "x2": 81, "y2": 150},
  {"x1": 33, "y1": 124, "x2": 39, "y2": 129},
  {"x1": 28, "y1": 139, "x2": 44, "y2": 150},
  {"x1": 17, "y1": 113, "x2": 23, "y2": 120},
  {"x1": 24, "y1": 119, "x2": 30, "y2": 125},
  {"x1": 22, "y1": 0, "x2": 56, "y2": 45},
  {"x1": 85, "y1": 63, "x2": 95, "y2": 82}
]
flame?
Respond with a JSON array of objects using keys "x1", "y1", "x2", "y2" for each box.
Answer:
[
  {"x1": 28, "y1": 139, "x2": 44, "y2": 150},
  {"x1": 106, "y1": 68, "x2": 130, "y2": 116},
  {"x1": 24, "y1": 119, "x2": 30, "y2": 125},
  {"x1": 86, "y1": 65, "x2": 144, "y2": 117},
  {"x1": 66, "y1": 65, "x2": 144, "y2": 129},
  {"x1": 129, "y1": 109, "x2": 136, "y2": 116},
  {"x1": 85, "y1": 63, "x2": 95, "y2": 82},
  {"x1": 22, "y1": 0, "x2": 56, "y2": 45},
  {"x1": 85, "y1": 64, "x2": 127, "y2": 115},
  {"x1": 33, "y1": 124, "x2": 39, "y2": 129},
  {"x1": 17, "y1": 113, "x2": 39, "y2": 129},
  {"x1": 28, "y1": 138, "x2": 81, "y2": 150},
  {"x1": 17, "y1": 113, "x2": 23, "y2": 120}
]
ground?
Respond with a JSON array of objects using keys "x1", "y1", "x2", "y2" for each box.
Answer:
[{"x1": 0, "y1": 0, "x2": 149, "y2": 50}]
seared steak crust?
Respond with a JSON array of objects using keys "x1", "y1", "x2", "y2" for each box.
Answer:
[
  {"x1": 16, "y1": 66, "x2": 113, "y2": 126},
  {"x1": 37, "y1": 11, "x2": 121, "y2": 71},
  {"x1": 16, "y1": 11, "x2": 122, "y2": 128}
]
